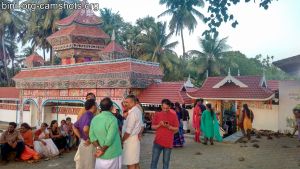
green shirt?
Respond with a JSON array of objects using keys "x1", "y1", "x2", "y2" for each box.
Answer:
[{"x1": 89, "y1": 111, "x2": 122, "y2": 159}]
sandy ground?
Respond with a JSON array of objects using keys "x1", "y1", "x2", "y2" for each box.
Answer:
[{"x1": 1, "y1": 133, "x2": 300, "y2": 169}]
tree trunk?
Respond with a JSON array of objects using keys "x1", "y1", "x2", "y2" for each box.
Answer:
[
  {"x1": 12, "y1": 57, "x2": 15, "y2": 76},
  {"x1": 180, "y1": 28, "x2": 186, "y2": 59},
  {"x1": 43, "y1": 48, "x2": 46, "y2": 61},
  {"x1": 1, "y1": 34, "x2": 10, "y2": 86}
]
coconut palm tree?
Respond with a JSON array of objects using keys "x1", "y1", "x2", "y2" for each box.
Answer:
[
  {"x1": 100, "y1": 8, "x2": 125, "y2": 42},
  {"x1": 23, "y1": 0, "x2": 76, "y2": 64},
  {"x1": 159, "y1": 0, "x2": 204, "y2": 58},
  {"x1": 187, "y1": 35, "x2": 230, "y2": 77},
  {"x1": 0, "y1": 0, "x2": 25, "y2": 85},
  {"x1": 138, "y1": 22, "x2": 182, "y2": 80}
]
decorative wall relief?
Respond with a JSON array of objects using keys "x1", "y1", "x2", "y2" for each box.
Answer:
[
  {"x1": 96, "y1": 80, "x2": 104, "y2": 87},
  {"x1": 83, "y1": 89, "x2": 97, "y2": 96},
  {"x1": 97, "y1": 89, "x2": 111, "y2": 97},
  {"x1": 60, "y1": 90, "x2": 69, "y2": 96},
  {"x1": 107, "y1": 80, "x2": 119, "y2": 87}
]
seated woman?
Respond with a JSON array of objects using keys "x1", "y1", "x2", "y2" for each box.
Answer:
[
  {"x1": 49, "y1": 120, "x2": 67, "y2": 154},
  {"x1": 34, "y1": 123, "x2": 59, "y2": 158},
  {"x1": 20, "y1": 123, "x2": 41, "y2": 161},
  {"x1": 20, "y1": 123, "x2": 34, "y2": 148}
]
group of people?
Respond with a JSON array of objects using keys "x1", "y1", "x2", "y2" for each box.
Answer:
[
  {"x1": 0, "y1": 92, "x2": 262, "y2": 169},
  {"x1": 73, "y1": 93, "x2": 182, "y2": 169},
  {"x1": 73, "y1": 94, "x2": 145, "y2": 169},
  {"x1": 192, "y1": 99, "x2": 255, "y2": 144},
  {"x1": 0, "y1": 117, "x2": 76, "y2": 165},
  {"x1": 192, "y1": 99, "x2": 223, "y2": 145}
]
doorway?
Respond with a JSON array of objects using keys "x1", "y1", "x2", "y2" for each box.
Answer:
[{"x1": 221, "y1": 100, "x2": 237, "y2": 137}]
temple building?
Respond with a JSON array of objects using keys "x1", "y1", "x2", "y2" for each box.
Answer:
[
  {"x1": 6, "y1": 1, "x2": 164, "y2": 127},
  {"x1": 24, "y1": 53, "x2": 45, "y2": 68},
  {"x1": 46, "y1": 0, "x2": 110, "y2": 64},
  {"x1": 186, "y1": 69, "x2": 300, "y2": 132}
]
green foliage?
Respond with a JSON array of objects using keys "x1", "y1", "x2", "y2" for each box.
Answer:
[
  {"x1": 187, "y1": 35, "x2": 230, "y2": 78},
  {"x1": 216, "y1": 51, "x2": 295, "y2": 80},
  {"x1": 100, "y1": 8, "x2": 126, "y2": 44},
  {"x1": 203, "y1": 0, "x2": 276, "y2": 37},
  {"x1": 138, "y1": 21, "x2": 183, "y2": 81}
]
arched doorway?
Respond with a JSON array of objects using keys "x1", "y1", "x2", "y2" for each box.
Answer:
[
  {"x1": 41, "y1": 99, "x2": 123, "y2": 125},
  {"x1": 23, "y1": 98, "x2": 39, "y2": 128}
]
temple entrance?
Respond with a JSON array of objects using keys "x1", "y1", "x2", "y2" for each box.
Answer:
[
  {"x1": 221, "y1": 100, "x2": 237, "y2": 137},
  {"x1": 42, "y1": 100, "x2": 85, "y2": 125},
  {"x1": 42, "y1": 99, "x2": 123, "y2": 124},
  {"x1": 23, "y1": 99, "x2": 39, "y2": 128}
]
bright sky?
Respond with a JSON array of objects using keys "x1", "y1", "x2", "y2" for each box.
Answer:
[{"x1": 87, "y1": 0, "x2": 300, "y2": 61}]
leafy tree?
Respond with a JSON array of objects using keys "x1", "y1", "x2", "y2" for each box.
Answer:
[
  {"x1": 220, "y1": 51, "x2": 296, "y2": 80},
  {"x1": 0, "y1": 0, "x2": 25, "y2": 86},
  {"x1": 100, "y1": 8, "x2": 126, "y2": 43},
  {"x1": 187, "y1": 35, "x2": 230, "y2": 77},
  {"x1": 23, "y1": 0, "x2": 78, "y2": 64},
  {"x1": 138, "y1": 22, "x2": 182, "y2": 81},
  {"x1": 202, "y1": 0, "x2": 276, "y2": 37},
  {"x1": 159, "y1": 0, "x2": 205, "y2": 58}
]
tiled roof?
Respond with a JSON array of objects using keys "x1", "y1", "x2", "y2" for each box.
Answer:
[
  {"x1": 139, "y1": 82, "x2": 194, "y2": 104},
  {"x1": 56, "y1": 4, "x2": 102, "y2": 26},
  {"x1": 13, "y1": 59, "x2": 163, "y2": 80},
  {"x1": 267, "y1": 80, "x2": 279, "y2": 91},
  {"x1": 188, "y1": 76, "x2": 274, "y2": 100},
  {"x1": 0, "y1": 87, "x2": 19, "y2": 99},
  {"x1": 102, "y1": 41, "x2": 127, "y2": 54},
  {"x1": 25, "y1": 53, "x2": 44, "y2": 64},
  {"x1": 47, "y1": 25, "x2": 109, "y2": 39}
]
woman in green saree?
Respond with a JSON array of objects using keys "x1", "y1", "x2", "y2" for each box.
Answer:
[{"x1": 201, "y1": 104, "x2": 222, "y2": 145}]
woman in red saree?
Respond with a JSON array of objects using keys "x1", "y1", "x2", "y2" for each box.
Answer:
[{"x1": 193, "y1": 103, "x2": 201, "y2": 142}]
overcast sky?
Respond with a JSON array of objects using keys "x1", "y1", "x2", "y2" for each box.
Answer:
[{"x1": 87, "y1": 0, "x2": 300, "y2": 61}]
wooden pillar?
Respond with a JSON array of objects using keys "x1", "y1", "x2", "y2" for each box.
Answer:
[{"x1": 217, "y1": 100, "x2": 223, "y2": 126}]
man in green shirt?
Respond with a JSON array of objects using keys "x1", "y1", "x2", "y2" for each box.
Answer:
[{"x1": 89, "y1": 97, "x2": 122, "y2": 169}]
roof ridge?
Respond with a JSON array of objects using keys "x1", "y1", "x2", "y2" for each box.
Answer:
[{"x1": 19, "y1": 58, "x2": 160, "y2": 71}]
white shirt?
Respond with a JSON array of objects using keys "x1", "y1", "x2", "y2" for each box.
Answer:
[{"x1": 122, "y1": 105, "x2": 143, "y2": 136}]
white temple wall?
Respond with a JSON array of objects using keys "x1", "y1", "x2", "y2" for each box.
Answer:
[
  {"x1": 278, "y1": 80, "x2": 300, "y2": 133},
  {"x1": 251, "y1": 106, "x2": 279, "y2": 131},
  {"x1": 0, "y1": 109, "x2": 31, "y2": 124}
]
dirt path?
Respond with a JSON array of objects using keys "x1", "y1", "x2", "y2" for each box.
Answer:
[{"x1": 1, "y1": 134, "x2": 300, "y2": 169}]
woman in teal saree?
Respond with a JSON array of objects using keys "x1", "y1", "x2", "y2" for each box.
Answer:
[{"x1": 201, "y1": 104, "x2": 223, "y2": 145}]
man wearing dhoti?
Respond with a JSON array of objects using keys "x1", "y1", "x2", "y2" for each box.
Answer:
[
  {"x1": 122, "y1": 95, "x2": 144, "y2": 169},
  {"x1": 89, "y1": 97, "x2": 122, "y2": 169},
  {"x1": 73, "y1": 99, "x2": 97, "y2": 169}
]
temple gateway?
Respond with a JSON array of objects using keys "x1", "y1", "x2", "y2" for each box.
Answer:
[{"x1": 11, "y1": 1, "x2": 164, "y2": 126}]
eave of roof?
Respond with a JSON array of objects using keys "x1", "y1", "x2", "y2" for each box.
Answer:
[
  {"x1": 13, "y1": 58, "x2": 163, "y2": 80},
  {"x1": 187, "y1": 76, "x2": 274, "y2": 101}
]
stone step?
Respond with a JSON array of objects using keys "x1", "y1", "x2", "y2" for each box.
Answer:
[{"x1": 223, "y1": 131, "x2": 244, "y2": 143}]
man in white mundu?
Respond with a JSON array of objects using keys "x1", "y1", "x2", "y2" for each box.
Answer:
[{"x1": 122, "y1": 95, "x2": 144, "y2": 169}]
